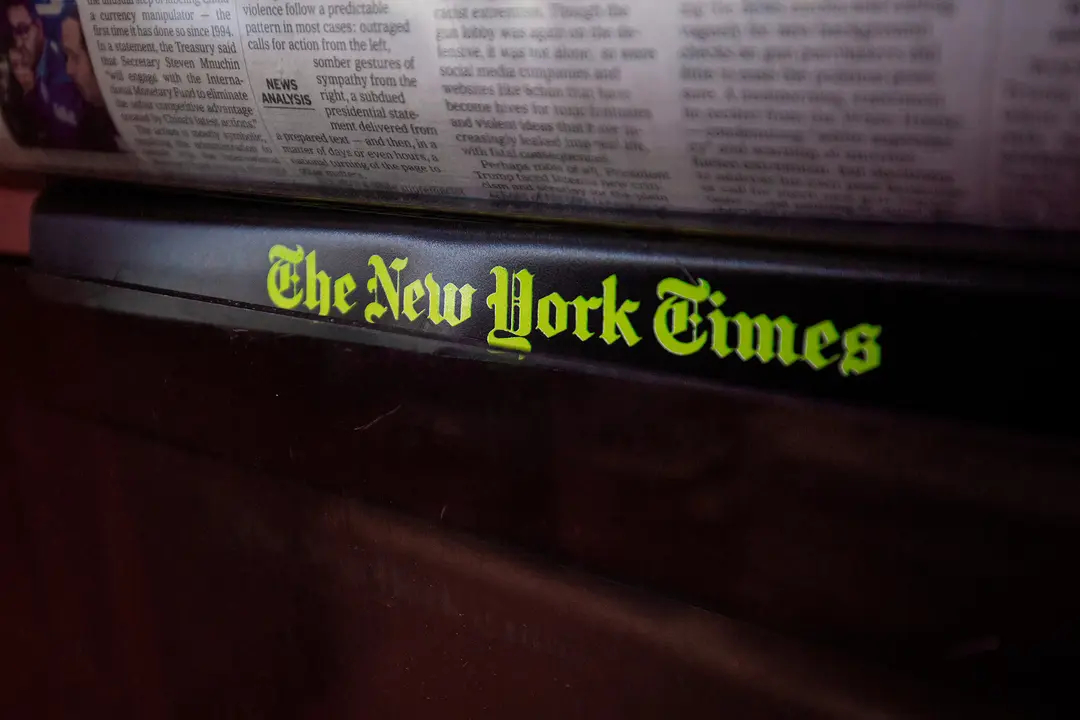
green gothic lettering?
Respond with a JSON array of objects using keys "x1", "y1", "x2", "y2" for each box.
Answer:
[
  {"x1": 268, "y1": 247, "x2": 475, "y2": 328},
  {"x1": 266, "y1": 249, "x2": 882, "y2": 378},
  {"x1": 654, "y1": 278, "x2": 711, "y2": 356},
  {"x1": 487, "y1": 266, "x2": 534, "y2": 352},
  {"x1": 402, "y1": 279, "x2": 425, "y2": 322},
  {"x1": 537, "y1": 292, "x2": 568, "y2": 337},
  {"x1": 653, "y1": 276, "x2": 881, "y2": 376},
  {"x1": 732, "y1": 313, "x2": 800, "y2": 365},
  {"x1": 708, "y1": 292, "x2": 799, "y2": 365},
  {"x1": 365, "y1": 254, "x2": 409, "y2": 323},
  {"x1": 804, "y1": 320, "x2": 840, "y2": 370},
  {"x1": 485, "y1": 269, "x2": 641, "y2": 351},
  {"x1": 267, "y1": 244, "x2": 353, "y2": 318},
  {"x1": 365, "y1": 257, "x2": 475, "y2": 328},
  {"x1": 267, "y1": 244, "x2": 305, "y2": 310},
  {"x1": 333, "y1": 274, "x2": 356, "y2": 315},
  {"x1": 570, "y1": 296, "x2": 602, "y2": 341},
  {"x1": 303, "y1": 250, "x2": 331, "y2": 317},
  {"x1": 841, "y1": 324, "x2": 882, "y2": 376},
  {"x1": 600, "y1": 275, "x2": 642, "y2": 347},
  {"x1": 425, "y1": 274, "x2": 476, "y2": 327}
]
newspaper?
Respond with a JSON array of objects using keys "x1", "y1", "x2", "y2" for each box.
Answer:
[{"x1": 2, "y1": 0, "x2": 1079, "y2": 229}]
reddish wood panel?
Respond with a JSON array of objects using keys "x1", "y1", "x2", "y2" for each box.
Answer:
[
  {"x1": 0, "y1": 177, "x2": 40, "y2": 256},
  {"x1": 2, "y1": 263, "x2": 1078, "y2": 716}
]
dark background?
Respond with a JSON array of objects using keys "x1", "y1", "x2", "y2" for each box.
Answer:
[{"x1": 5, "y1": 254, "x2": 1080, "y2": 717}]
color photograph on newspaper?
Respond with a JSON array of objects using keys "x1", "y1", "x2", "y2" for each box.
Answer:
[{"x1": 1, "y1": 0, "x2": 120, "y2": 151}]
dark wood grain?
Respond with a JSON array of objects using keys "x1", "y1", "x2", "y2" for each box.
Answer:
[{"x1": 3, "y1": 261, "x2": 1079, "y2": 716}]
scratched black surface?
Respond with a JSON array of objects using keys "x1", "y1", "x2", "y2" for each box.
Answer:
[{"x1": 30, "y1": 181, "x2": 1080, "y2": 432}]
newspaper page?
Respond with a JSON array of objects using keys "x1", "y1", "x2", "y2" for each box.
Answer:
[{"x1": 1, "y1": 0, "x2": 1078, "y2": 229}]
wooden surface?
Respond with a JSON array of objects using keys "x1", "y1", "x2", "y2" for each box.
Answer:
[
  {"x1": 3, "y1": 261, "x2": 1079, "y2": 716},
  {"x1": 0, "y1": 176, "x2": 39, "y2": 256}
]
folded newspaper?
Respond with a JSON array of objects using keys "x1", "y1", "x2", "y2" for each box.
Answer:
[{"x1": 2, "y1": 0, "x2": 1079, "y2": 230}]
